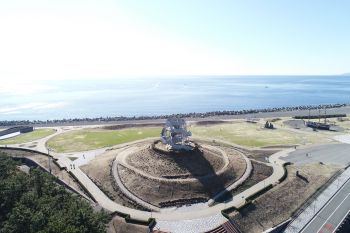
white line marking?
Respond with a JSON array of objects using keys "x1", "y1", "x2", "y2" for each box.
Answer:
[
  {"x1": 333, "y1": 210, "x2": 350, "y2": 232},
  {"x1": 315, "y1": 192, "x2": 350, "y2": 233},
  {"x1": 301, "y1": 178, "x2": 350, "y2": 233}
]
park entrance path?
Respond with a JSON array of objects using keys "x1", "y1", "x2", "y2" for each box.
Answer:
[{"x1": 2, "y1": 126, "x2": 293, "y2": 232}]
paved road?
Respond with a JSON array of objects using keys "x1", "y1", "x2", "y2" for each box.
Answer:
[
  {"x1": 283, "y1": 143, "x2": 350, "y2": 166},
  {"x1": 301, "y1": 178, "x2": 350, "y2": 233}
]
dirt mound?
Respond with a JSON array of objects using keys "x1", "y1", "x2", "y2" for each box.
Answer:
[
  {"x1": 126, "y1": 145, "x2": 225, "y2": 178},
  {"x1": 117, "y1": 144, "x2": 247, "y2": 207}
]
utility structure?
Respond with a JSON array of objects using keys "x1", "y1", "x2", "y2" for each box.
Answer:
[
  {"x1": 161, "y1": 118, "x2": 192, "y2": 151},
  {"x1": 305, "y1": 107, "x2": 330, "y2": 130}
]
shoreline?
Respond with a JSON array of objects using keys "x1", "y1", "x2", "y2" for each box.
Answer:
[{"x1": 1, "y1": 103, "x2": 349, "y2": 128}]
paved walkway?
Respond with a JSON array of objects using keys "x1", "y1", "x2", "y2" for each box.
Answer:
[
  {"x1": 284, "y1": 166, "x2": 350, "y2": 233},
  {"x1": 112, "y1": 148, "x2": 161, "y2": 212},
  {"x1": 155, "y1": 213, "x2": 227, "y2": 233},
  {"x1": 334, "y1": 134, "x2": 350, "y2": 144},
  {"x1": 2, "y1": 126, "x2": 292, "y2": 231},
  {"x1": 208, "y1": 149, "x2": 252, "y2": 206},
  {"x1": 282, "y1": 143, "x2": 350, "y2": 166}
]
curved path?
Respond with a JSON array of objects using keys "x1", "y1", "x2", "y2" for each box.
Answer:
[
  {"x1": 208, "y1": 149, "x2": 252, "y2": 206},
  {"x1": 112, "y1": 146, "x2": 162, "y2": 212},
  {"x1": 115, "y1": 144, "x2": 232, "y2": 183},
  {"x1": 112, "y1": 142, "x2": 252, "y2": 211},
  {"x1": 1, "y1": 125, "x2": 292, "y2": 232}
]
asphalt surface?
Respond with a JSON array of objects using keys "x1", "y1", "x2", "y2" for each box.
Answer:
[
  {"x1": 283, "y1": 143, "x2": 350, "y2": 166},
  {"x1": 336, "y1": 212, "x2": 350, "y2": 233},
  {"x1": 301, "y1": 178, "x2": 350, "y2": 233}
]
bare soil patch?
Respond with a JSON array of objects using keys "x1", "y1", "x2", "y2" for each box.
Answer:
[
  {"x1": 126, "y1": 144, "x2": 227, "y2": 178},
  {"x1": 229, "y1": 163, "x2": 341, "y2": 233},
  {"x1": 198, "y1": 139, "x2": 279, "y2": 162},
  {"x1": 237, "y1": 148, "x2": 279, "y2": 162},
  {"x1": 118, "y1": 164, "x2": 211, "y2": 207},
  {"x1": 230, "y1": 160, "x2": 273, "y2": 197},
  {"x1": 80, "y1": 148, "x2": 148, "y2": 211},
  {"x1": 107, "y1": 216, "x2": 149, "y2": 233},
  {"x1": 118, "y1": 145, "x2": 247, "y2": 207}
]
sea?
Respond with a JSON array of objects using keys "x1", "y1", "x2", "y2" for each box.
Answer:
[{"x1": 2, "y1": 76, "x2": 350, "y2": 121}]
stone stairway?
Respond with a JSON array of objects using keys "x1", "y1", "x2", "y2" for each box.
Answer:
[{"x1": 205, "y1": 220, "x2": 242, "y2": 233}]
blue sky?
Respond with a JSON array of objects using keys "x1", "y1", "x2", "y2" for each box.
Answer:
[{"x1": 0, "y1": 0, "x2": 349, "y2": 81}]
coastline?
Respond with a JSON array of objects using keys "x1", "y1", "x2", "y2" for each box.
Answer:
[{"x1": 1, "y1": 103, "x2": 349, "y2": 128}]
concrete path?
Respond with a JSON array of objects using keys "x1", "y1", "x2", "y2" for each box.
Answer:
[
  {"x1": 67, "y1": 161, "x2": 154, "y2": 220},
  {"x1": 112, "y1": 150, "x2": 161, "y2": 212},
  {"x1": 155, "y1": 213, "x2": 227, "y2": 233},
  {"x1": 2, "y1": 126, "x2": 292, "y2": 232},
  {"x1": 60, "y1": 147, "x2": 108, "y2": 167},
  {"x1": 0, "y1": 131, "x2": 20, "y2": 140},
  {"x1": 112, "y1": 143, "x2": 253, "y2": 211},
  {"x1": 115, "y1": 144, "x2": 232, "y2": 183},
  {"x1": 208, "y1": 149, "x2": 252, "y2": 206},
  {"x1": 282, "y1": 143, "x2": 350, "y2": 166},
  {"x1": 334, "y1": 134, "x2": 350, "y2": 144}
]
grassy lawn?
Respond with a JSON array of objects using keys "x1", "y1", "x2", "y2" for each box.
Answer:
[
  {"x1": 0, "y1": 128, "x2": 56, "y2": 145},
  {"x1": 45, "y1": 120, "x2": 334, "y2": 152},
  {"x1": 190, "y1": 121, "x2": 331, "y2": 147},
  {"x1": 47, "y1": 127, "x2": 161, "y2": 153}
]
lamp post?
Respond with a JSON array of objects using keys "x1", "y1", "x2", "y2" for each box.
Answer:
[{"x1": 47, "y1": 147, "x2": 52, "y2": 174}]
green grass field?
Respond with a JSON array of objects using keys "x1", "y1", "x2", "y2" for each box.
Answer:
[
  {"x1": 47, "y1": 127, "x2": 161, "y2": 153},
  {"x1": 190, "y1": 121, "x2": 331, "y2": 147},
  {"x1": 45, "y1": 120, "x2": 333, "y2": 153},
  {"x1": 0, "y1": 128, "x2": 56, "y2": 145}
]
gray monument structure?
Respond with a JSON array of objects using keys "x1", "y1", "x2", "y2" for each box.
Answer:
[{"x1": 160, "y1": 118, "x2": 192, "y2": 151}]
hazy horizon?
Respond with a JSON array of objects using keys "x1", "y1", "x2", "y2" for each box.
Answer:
[
  {"x1": 1, "y1": 0, "x2": 350, "y2": 82},
  {"x1": 1, "y1": 1, "x2": 350, "y2": 121},
  {"x1": 1, "y1": 76, "x2": 350, "y2": 121}
]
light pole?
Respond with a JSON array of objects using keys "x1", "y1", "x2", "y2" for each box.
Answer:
[{"x1": 47, "y1": 147, "x2": 52, "y2": 174}]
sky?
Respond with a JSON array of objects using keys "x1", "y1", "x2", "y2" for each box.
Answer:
[
  {"x1": 0, "y1": 0, "x2": 350, "y2": 120},
  {"x1": 0, "y1": 0, "x2": 349, "y2": 83}
]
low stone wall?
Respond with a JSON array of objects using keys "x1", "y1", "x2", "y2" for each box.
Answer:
[{"x1": 0, "y1": 126, "x2": 33, "y2": 137}]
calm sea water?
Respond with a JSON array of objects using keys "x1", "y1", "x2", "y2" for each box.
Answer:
[{"x1": 2, "y1": 76, "x2": 350, "y2": 120}]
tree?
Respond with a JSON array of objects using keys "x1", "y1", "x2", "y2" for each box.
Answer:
[{"x1": 0, "y1": 153, "x2": 110, "y2": 233}]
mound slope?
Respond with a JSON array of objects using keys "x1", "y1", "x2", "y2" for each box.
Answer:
[{"x1": 116, "y1": 142, "x2": 247, "y2": 207}]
